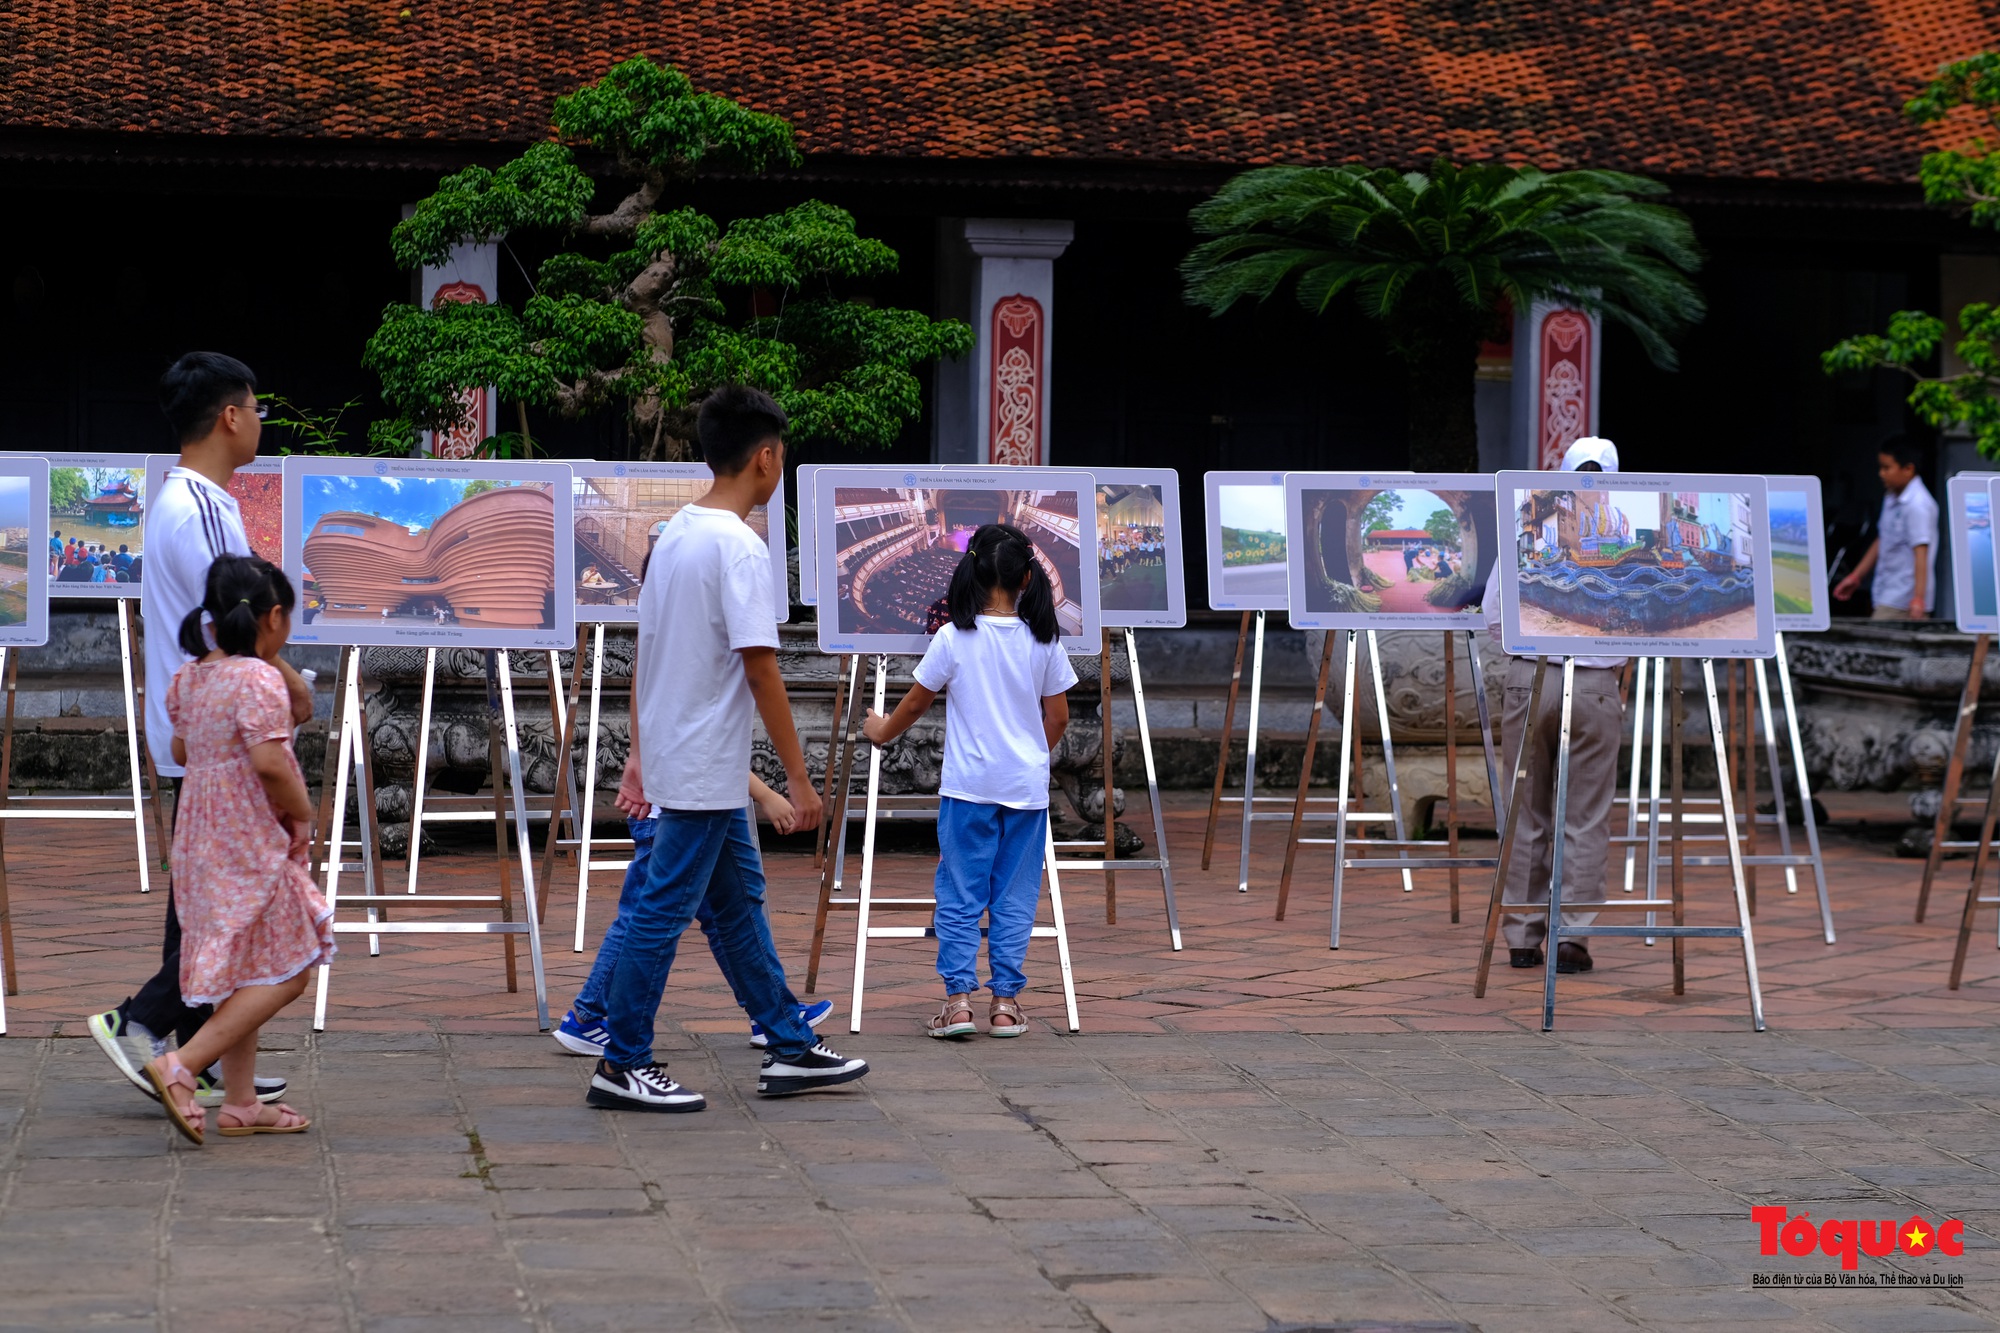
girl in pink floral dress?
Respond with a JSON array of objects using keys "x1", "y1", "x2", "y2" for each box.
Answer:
[{"x1": 142, "y1": 554, "x2": 333, "y2": 1145}]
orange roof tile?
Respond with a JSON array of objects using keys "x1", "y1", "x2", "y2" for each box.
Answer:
[{"x1": 1, "y1": 1, "x2": 1996, "y2": 181}]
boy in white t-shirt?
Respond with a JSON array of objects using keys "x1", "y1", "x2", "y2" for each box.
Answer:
[{"x1": 582, "y1": 386, "x2": 867, "y2": 1112}]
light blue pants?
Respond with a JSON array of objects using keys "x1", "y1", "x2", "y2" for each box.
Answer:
[{"x1": 933, "y1": 796, "x2": 1047, "y2": 997}]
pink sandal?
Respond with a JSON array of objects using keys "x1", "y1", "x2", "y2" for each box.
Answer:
[
  {"x1": 142, "y1": 1054, "x2": 204, "y2": 1145},
  {"x1": 216, "y1": 1102, "x2": 311, "y2": 1137}
]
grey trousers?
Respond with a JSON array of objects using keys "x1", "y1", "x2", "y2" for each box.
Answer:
[{"x1": 1500, "y1": 657, "x2": 1624, "y2": 950}]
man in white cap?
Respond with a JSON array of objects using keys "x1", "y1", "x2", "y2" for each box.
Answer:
[{"x1": 1481, "y1": 436, "x2": 1627, "y2": 973}]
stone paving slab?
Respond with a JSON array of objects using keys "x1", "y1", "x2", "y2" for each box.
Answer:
[{"x1": 3, "y1": 794, "x2": 2000, "y2": 1326}]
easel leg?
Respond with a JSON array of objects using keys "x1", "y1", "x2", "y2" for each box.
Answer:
[
  {"x1": 1475, "y1": 657, "x2": 1547, "y2": 997},
  {"x1": 497, "y1": 651, "x2": 551, "y2": 1030},
  {"x1": 1043, "y1": 819, "x2": 1080, "y2": 1033},
  {"x1": 311, "y1": 647, "x2": 356, "y2": 1031},
  {"x1": 405, "y1": 647, "x2": 438, "y2": 894},
  {"x1": 806, "y1": 658, "x2": 866, "y2": 992},
  {"x1": 534, "y1": 648, "x2": 584, "y2": 924},
  {"x1": 1540, "y1": 659, "x2": 1578, "y2": 1032},
  {"x1": 848, "y1": 655, "x2": 890, "y2": 1033},
  {"x1": 1704, "y1": 659, "x2": 1765, "y2": 1031},
  {"x1": 1202, "y1": 612, "x2": 1251, "y2": 870},
  {"x1": 1670, "y1": 661, "x2": 1687, "y2": 995},
  {"x1": 1330, "y1": 632, "x2": 1359, "y2": 949},
  {"x1": 1365, "y1": 630, "x2": 1413, "y2": 895},
  {"x1": 1277, "y1": 631, "x2": 1334, "y2": 922},
  {"x1": 1774, "y1": 639, "x2": 1834, "y2": 944},
  {"x1": 815, "y1": 654, "x2": 854, "y2": 870},
  {"x1": 1623, "y1": 656, "x2": 1649, "y2": 895},
  {"x1": 485, "y1": 652, "x2": 519, "y2": 993},
  {"x1": 1236, "y1": 611, "x2": 1267, "y2": 893},
  {"x1": 1645, "y1": 659, "x2": 1666, "y2": 940},
  {"x1": 1099, "y1": 630, "x2": 1116, "y2": 925},
  {"x1": 574, "y1": 624, "x2": 607, "y2": 953},
  {"x1": 1921, "y1": 634, "x2": 1987, "y2": 922},
  {"x1": 352, "y1": 655, "x2": 385, "y2": 955},
  {"x1": 1124, "y1": 630, "x2": 1181, "y2": 951},
  {"x1": 0, "y1": 650, "x2": 13, "y2": 1007},
  {"x1": 1949, "y1": 763, "x2": 2000, "y2": 988},
  {"x1": 1467, "y1": 633, "x2": 1503, "y2": 831},
  {"x1": 1444, "y1": 630, "x2": 1459, "y2": 923},
  {"x1": 115, "y1": 602, "x2": 150, "y2": 894},
  {"x1": 130, "y1": 607, "x2": 172, "y2": 874},
  {"x1": 1752, "y1": 656, "x2": 1796, "y2": 893},
  {"x1": 1730, "y1": 660, "x2": 1758, "y2": 911}
]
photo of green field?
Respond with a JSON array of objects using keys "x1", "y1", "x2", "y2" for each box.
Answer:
[
  {"x1": 1768, "y1": 490, "x2": 1816, "y2": 619},
  {"x1": 1771, "y1": 549, "x2": 1813, "y2": 616}
]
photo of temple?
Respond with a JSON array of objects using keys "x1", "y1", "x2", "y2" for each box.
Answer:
[{"x1": 302, "y1": 483, "x2": 557, "y2": 629}]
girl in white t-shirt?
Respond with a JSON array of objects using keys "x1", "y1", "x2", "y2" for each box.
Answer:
[{"x1": 864, "y1": 524, "x2": 1077, "y2": 1038}]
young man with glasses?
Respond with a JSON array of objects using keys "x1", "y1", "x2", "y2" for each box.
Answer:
[{"x1": 87, "y1": 352, "x2": 312, "y2": 1110}]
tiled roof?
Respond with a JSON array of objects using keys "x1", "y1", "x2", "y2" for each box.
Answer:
[{"x1": 2, "y1": 2, "x2": 1997, "y2": 182}]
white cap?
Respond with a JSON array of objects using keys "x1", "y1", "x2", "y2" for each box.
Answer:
[{"x1": 1561, "y1": 437, "x2": 1619, "y2": 472}]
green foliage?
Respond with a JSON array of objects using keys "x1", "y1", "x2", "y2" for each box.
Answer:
[
  {"x1": 1825, "y1": 55, "x2": 2000, "y2": 458},
  {"x1": 1905, "y1": 53, "x2": 2000, "y2": 229},
  {"x1": 1184, "y1": 160, "x2": 1704, "y2": 367},
  {"x1": 1359, "y1": 492, "x2": 1400, "y2": 534},
  {"x1": 47, "y1": 468, "x2": 86, "y2": 513},
  {"x1": 1183, "y1": 160, "x2": 1703, "y2": 467},
  {"x1": 365, "y1": 57, "x2": 965, "y2": 459},
  {"x1": 1424, "y1": 507, "x2": 1461, "y2": 547},
  {"x1": 259, "y1": 392, "x2": 370, "y2": 455}
]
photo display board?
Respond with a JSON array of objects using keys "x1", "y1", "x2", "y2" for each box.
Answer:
[
  {"x1": 1949, "y1": 472, "x2": 1998, "y2": 634},
  {"x1": 282, "y1": 456, "x2": 576, "y2": 651},
  {"x1": 1981, "y1": 478, "x2": 2000, "y2": 639},
  {"x1": 1765, "y1": 473, "x2": 1829, "y2": 634},
  {"x1": 569, "y1": 462, "x2": 786, "y2": 624},
  {"x1": 1494, "y1": 470, "x2": 1775, "y2": 659},
  {"x1": 0, "y1": 456, "x2": 52, "y2": 646},
  {"x1": 1203, "y1": 471, "x2": 1291, "y2": 612},
  {"x1": 44, "y1": 453, "x2": 151, "y2": 597},
  {"x1": 812, "y1": 465, "x2": 1100, "y2": 655},
  {"x1": 796, "y1": 463, "x2": 827, "y2": 606},
  {"x1": 145, "y1": 453, "x2": 283, "y2": 566},
  {"x1": 1284, "y1": 471, "x2": 1496, "y2": 631},
  {"x1": 1094, "y1": 467, "x2": 1186, "y2": 629}
]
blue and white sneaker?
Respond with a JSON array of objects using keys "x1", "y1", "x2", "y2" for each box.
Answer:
[
  {"x1": 749, "y1": 999, "x2": 835, "y2": 1048},
  {"x1": 553, "y1": 1009, "x2": 611, "y2": 1057}
]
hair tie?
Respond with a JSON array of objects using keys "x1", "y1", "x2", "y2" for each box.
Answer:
[{"x1": 239, "y1": 598, "x2": 251, "y2": 605}]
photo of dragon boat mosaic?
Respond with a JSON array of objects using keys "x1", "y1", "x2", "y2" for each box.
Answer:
[{"x1": 1511, "y1": 486, "x2": 1760, "y2": 640}]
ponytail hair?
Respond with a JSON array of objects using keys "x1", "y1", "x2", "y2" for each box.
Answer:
[
  {"x1": 177, "y1": 554, "x2": 296, "y2": 661},
  {"x1": 945, "y1": 523, "x2": 1059, "y2": 643}
]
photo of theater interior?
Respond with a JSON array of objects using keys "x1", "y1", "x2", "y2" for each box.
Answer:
[{"x1": 831, "y1": 487, "x2": 1084, "y2": 637}]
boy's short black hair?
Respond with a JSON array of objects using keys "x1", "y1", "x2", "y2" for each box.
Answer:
[
  {"x1": 1880, "y1": 435, "x2": 1925, "y2": 470},
  {"x1": 160, "y1": 351, "x2": 257, "y2": 445},
  {"x1": 696, "y1": 385, "x2": 787, "y2": 475}
]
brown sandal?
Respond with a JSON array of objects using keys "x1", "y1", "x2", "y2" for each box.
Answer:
[
  {"x1": 927, "y1": 993, "x2": 976, "y2": 1039},
  {"x1": 988, "y1": 997, "x2": 1028, "y2": 1038},
  {"x1": 142, "y1": 1054, "x2": 204, "y2": 1145},
  {"x1": 216, "y1": 1101, "x2": 311, "y2": 1136}
]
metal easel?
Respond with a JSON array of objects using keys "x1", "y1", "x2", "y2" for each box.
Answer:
[
  {"x1": 805, "y1": 654, "x2": 1080, "y2": 1033},
  {"x1": 1274, "y1": 629, "x2": 1502, "y2": 946},
  {"x1": 1474, "y1": 656, "x2": 1766, "y2": 1031},
  {"x1": 311, "y1": 647, "x2": 549, "y2": 1030},
  {"x1": 1050, "y1": 630, "x2": 1181, "y2": 949}
]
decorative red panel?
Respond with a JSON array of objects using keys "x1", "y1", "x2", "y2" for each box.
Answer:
[
  {"x1": 429, "y1": 281, "x2": 489, "y2": 461},
  {"x1": 988, "y1": 294, "x2": 1043, "y2": 467},
  {"x1": 1536, "y1": 308, "x2": 1592, "y2": 470}
]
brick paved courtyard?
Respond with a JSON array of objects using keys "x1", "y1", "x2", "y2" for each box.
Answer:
[{"x1": 3, "y1": 792, "x2": 1999, "y2": 1330}]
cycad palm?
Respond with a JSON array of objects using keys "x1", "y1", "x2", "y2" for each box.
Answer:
[{"x1": 1181, "y1": 160, "x2": 1706, "y2": 471}]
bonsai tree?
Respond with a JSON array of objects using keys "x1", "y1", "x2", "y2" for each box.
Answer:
[
  {"x1": 365, "y1": 58, "x2": 971, "y2": 458},
  {"x1": 1824, "y1": 55, "x2": 2000, "y2": 455},
  {"x1": 1180, "y1": 160, "x2": 1707, "y2": 471}
]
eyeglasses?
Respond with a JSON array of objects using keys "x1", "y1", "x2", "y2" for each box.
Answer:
[{"x1": 231, "y1": 401, "x2": 268, "y2": 421}]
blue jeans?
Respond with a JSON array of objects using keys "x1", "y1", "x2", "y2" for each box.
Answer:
[
  {"x1": 575, "y1": 816, "x2": 751, "y2": 1022},
  {"x1": 933, "y1": 797, "x2": 1046, "y2": 997},
  {"x1": 587, "y1": 807, "x2": 813, "y2": 1067}
]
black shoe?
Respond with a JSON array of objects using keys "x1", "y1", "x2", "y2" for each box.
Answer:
[
  {"x1": 757, "y1": 1042, "x2": 869, "y2": 1097},
  {"x1": 1509, "y1": 947, "x2": 1544, "y2": 969},
  {"x1": 586, "y1": 1059, "x2": 706, "y2": 1113},
  {"x1": 1556, "y1": 942, "x2": 1594, "y2": 974}
]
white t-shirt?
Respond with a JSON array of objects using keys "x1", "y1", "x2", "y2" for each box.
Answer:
[
  {"x1": 1872, "y1": 474, "x2": 1939, "y2": 614},
  {"x1": 143, "y1": 467, "x2": 251, "y2": 776},
  {"x1": 912, "y1": 616, "x2": 1079, "y2": 810},
  {"x1": 636, "y1": 504, "x2": 780, "y2": 811}
]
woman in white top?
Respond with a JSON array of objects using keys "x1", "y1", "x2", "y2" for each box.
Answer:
[{"x1": 864, "y1": 524, "x2": 1077, "y2": 1038}]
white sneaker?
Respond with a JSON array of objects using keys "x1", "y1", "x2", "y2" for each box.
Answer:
[
  {"x1": 585, "y1": 1060, "x2": 706, "y2": 1113},
  {"x1": 87, "y1": 1009, "x2": 164, "y2": 1098}
]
